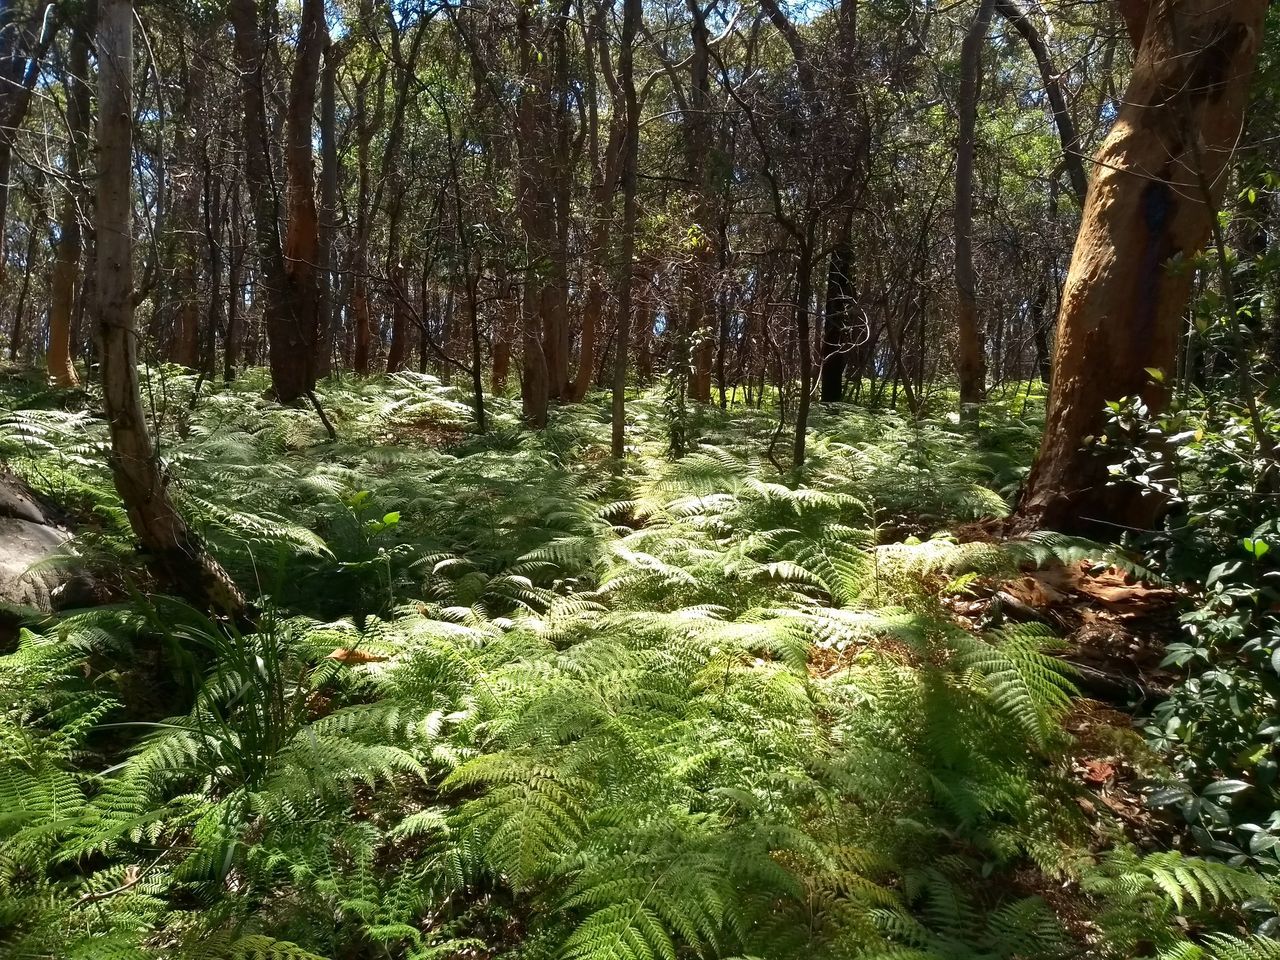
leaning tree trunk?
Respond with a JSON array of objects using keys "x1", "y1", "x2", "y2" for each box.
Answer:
[
  {"x1": 1016, "y1": 0, "x2": 1268, "y2": 533},
  {"x1": 95, "y1": 0, "x2": 245, "y2": 617},
  {"x1": 996, "y1": 0, "x2": 1088, "y2": 207}
]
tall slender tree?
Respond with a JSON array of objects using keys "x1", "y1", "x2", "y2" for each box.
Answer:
[
  {"x1": 954, "y1": 0, "x2": 996, "y2": 418},
  {"x1": 95, "y1": 0, "x2": 244, "y2": 616},
  {"x1": 611, "y1": 0, "x2": 641, "y2": 459},
  {"x1": 228, "y1": 0, "x2": 321, "y2": 404},
  {"x1": 46, "y1": 17, "x2": 90, "y2": 388}
]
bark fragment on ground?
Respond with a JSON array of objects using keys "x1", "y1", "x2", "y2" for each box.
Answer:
[{"x1": 947, "y1": 557, "x2": 1181, "y2": 707}]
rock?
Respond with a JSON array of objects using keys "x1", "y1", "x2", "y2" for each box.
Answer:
[
  {"x1": 0, "y1": 515, "x2": 71, "y2": 610},
  {"x1": 0, "y1": 467, "x2": 79, "y2": 625},
  {"x1": 0, "y1": 469, "x2": 60, "y2": 525}
]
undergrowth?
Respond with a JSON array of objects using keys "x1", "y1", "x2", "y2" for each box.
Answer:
[{"x1": 0, "y1": 371, "x2": 1274, "y2": 959}]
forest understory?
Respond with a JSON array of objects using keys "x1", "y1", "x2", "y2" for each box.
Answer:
[
  {"x1": 3, "y1": 368, "x2": 1278, "y2": 960},
  {"x1": 3, "y1": 0, "x2": 1280, "y2": 953}
]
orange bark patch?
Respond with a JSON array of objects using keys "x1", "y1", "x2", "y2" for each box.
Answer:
[{"x1": 327, "y1": 647, "x2": 388, "y2": 664}]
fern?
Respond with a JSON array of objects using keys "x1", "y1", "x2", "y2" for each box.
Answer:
[{"x1": 0, "y1": 373, "x2": 1247, "y2": 960}]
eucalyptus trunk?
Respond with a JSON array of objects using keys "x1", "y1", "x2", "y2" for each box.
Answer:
[{"x1": 1017, "y1": 0, "x2": 1268, "y2": 532}]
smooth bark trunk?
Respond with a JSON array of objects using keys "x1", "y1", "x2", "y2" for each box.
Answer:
[
  {"x1": 96, "y1": 0, "x2": 244, "y2": 616},
  {"x1": 1017, "y1": 0, "x2": 1267, "y2": 532}
]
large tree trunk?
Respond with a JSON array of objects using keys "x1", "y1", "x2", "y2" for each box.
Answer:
[
  {"x1": 95, "y1": 0, "x2": 244, "y2": 617},
  {"x1": 46, "y1": 23, "x2": 90, "y2": 388},
  {"x1": 1016, "y1": 0, "x2": 1267, "y2": 533}
]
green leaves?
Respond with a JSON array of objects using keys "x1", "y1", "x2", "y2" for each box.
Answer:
[
  {"x1": 445, "y1": 754, "x2": 593, "y2": 889},
  {"x1": 1243, "y1": 537, "x2": 1270, "y2": 560},
  {"x1": 954, "y1": 624, "x2": 1077, "y2": 749}
]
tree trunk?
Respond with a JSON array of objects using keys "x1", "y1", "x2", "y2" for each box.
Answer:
[
  {"x1": 280, "y1": 0, "x2": 324, "y2": 385},
  {"x1": 1016, "y1": 0, "x2": 1267, "y2": 533},
  {"x1": 996, "y1": 0, "x2": 1088, "y2": 206},
  {"x1": 352, "y1": 277, "x2": 373, "y2": 374},
  {"x1": 792, "y1": 243, "x2": 814, "y2": 467},
  {"x1": 225, "y1": 202, "x2": 244, "y2": 381},
  {"x1": 494, "y1": 274, "x2": 515, "y2": 393},
  {"x1": 315, "y1": 39, "x2": 340, "y2": 379},
  {"x1": 46, "y1": 23, "x2": 90, "y2": 387},
  {"x1": 386, "y1": 266, "x2": 410, "y2": 373},
  {"x1": 168, "y1": 41, "x2": 204, "y2": 371},
  {"x1": 0, "y1": 1, "x2": 56, "y2": 291},
  {"x1": 95, "y1": 0, "x2": 244, "y2": 617},
  {"x1": 515, "y1": 1, "x2": 551, "y2": 426},
  {"x1": 1029, "y1": 277, "x2": 1052, "y2": 383},
  {"x1": 820, "y1": 229, "x2": 855, "y2": 403},
  {"x1": 569, "y1": 4, "x2": 621, "y2": 404},
  {"x1": 229, "y1": 0, "x2": 316, "y2": 403},
  {"x1": 954, "y1": 0, "x2": 996, "y2": 419},
  {"x1": 202, "y1": 143, "x2": 226, "y2": 380},
  {"x1": 611, "y1": 0, "x2": 641, "y2": 458},
  {"x1": 9, "y1": 216, "x2": 39, "y2": 362},
  {"x1": 635, "y1": 282, "x2": 653, "y2": 384},
  {"x1": 685, "y1": 0, "x2": 716, "y2": 406}
]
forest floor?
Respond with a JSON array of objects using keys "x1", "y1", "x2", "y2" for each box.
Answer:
[{"x1": 0, "y1": 367, "x2": 1263, "y2": 960}]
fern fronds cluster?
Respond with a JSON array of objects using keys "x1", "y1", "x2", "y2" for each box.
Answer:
[{"x1": 0, "y1": 373, "x2": 1273, "y2": 960}]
